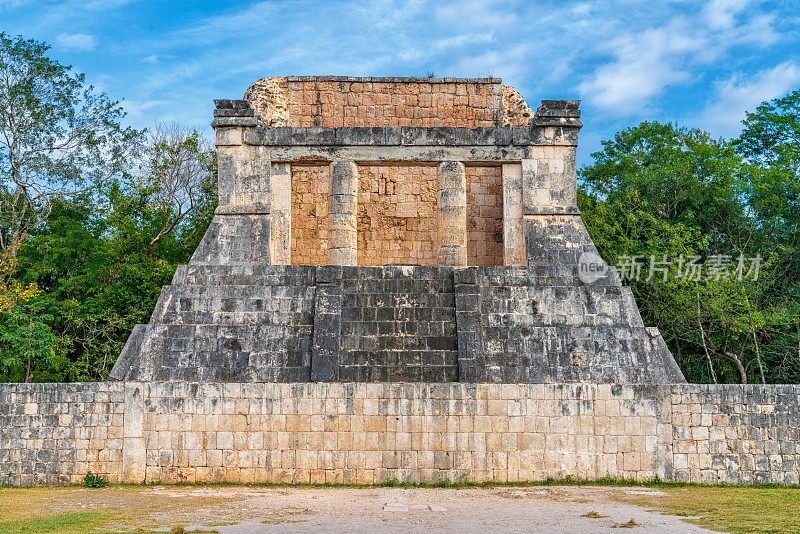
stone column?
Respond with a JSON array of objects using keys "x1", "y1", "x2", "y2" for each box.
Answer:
[
  {"x1": 269, "y1": 163, "x2": 292, "y2": 265},
  {"x1": 502, "y1": 163, "x2": 525, "y2": 265},
  {"x1": 216, "y1": 127, "x2": 269, "y2": 214},
  {"x1": 522, "y1": 100, "x2": 581, "y2": 217},
  {"x1": 437, "y1": 161, "x2": 467, "y2": 266},
  {"x1": 522, "y1": 146, "x2": 578, "y2": 216},
  {"x1": 522, "y1": 100, "x2": 582, "y2": 268},
  {"x1": 328, "y1": 160, "x2": 359, "y2": 266},
  {"x1": 192, "y1": 102, "x2": 272, "y2": 264},
  {"x1": 121, "y1": 383, "x2": 145, "y2": 483}
]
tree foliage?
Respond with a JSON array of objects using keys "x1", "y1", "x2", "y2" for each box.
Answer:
[
  {"x1": 7, "y1": 130, "x2": 216, "y2": 381},
  {"x1": 580, "y1": 106, "x2": 800, "y2": 384},
  {"x1": 0, "y1": 301, "x2": 59, "y2": 382},
  {"x1": 0, "y1": 32, "x2": 140, "y2": 251},
  {"x1": 0, "y1": 33, "x2": 219, "y2": 382},
  {"x1": 132, "y1": 123, "x2": 217, "y2": 257}
]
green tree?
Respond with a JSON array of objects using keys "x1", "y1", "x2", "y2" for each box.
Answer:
[
  {"x1": 126, "y1": 123, "x2": 217, "y2": 259},
  {"x1": 735, "y1": 90, "x2": 800, "y2": 280},
  {"x1": 736, "y1": 89, "x2": 800, "y2": 169},
  {"x1": 580, "y1": 121, "x2": 747, "y2": 247},
  {"x1": 735, "y1": 89, "x2": 800, "y2": 383},
  {"x1": 0, "y1": 301, "x2": 59, "y2": 382},
  {"x1": 11, "y1": 127, "x2": 216, "y2": 381},
  {"x1": 579, "y1": 118, "x2": 799, "y2": 384},
  {"x1": 0, "y1": 32, "x2": 141, "y2": 252},
  {"x1": 0, "y1": 32, "x2": 141, "y2": 381}
]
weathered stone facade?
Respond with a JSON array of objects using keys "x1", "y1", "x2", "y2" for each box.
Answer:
[
  {"x1": 29, "y1": 77, "x2": 800, "y2": 485},
  {"x1": 356, "y1": 165, "x2": 440, "y2": 266},
  {"x1": 2, "y1": 382, "x2": 798, "y2": 486},
  {"x1": 15, "y1": 76, "x2": 775, "y2": 488},
  {"x1": 110, "y1": 76, "x2": 685, "y2": 385},
  {"x1": 243, "y1": 76, "x2": 503, "y2": 128}
]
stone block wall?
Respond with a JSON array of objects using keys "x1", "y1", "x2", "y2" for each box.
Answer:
[
  {"x1": 2, "y1": 382, "x2": 798, "y2": 486},
  {"x1": 357, "y1": 165, "x2": 440, "y2": 266},
  {"x1": 668, "y1": 385, "x2": 800, "y2": 484},
  {"x1": 244, "y1": 77, "x2": 504, "y2": 128},
  {"x1": 210, "y1": 90, "x2": 583, "y2": 272},
  {"x1": 291, "y1": 164, "x2": 330, "y2": 265},
  {"x1": 313, "y1": 267, "x2": 458, "y2": 382},
  {"x1": 116, "y1": 86, "x2": 686, "y2": 385},
  {"x1": 0, "y1": 382, "x2": 126, "y2": 485},
  {"x1": 282, "y1": 162, "x2": 507, "y2": 268},
  {"x1": 284, "y1": 162, "x2": 506, "y2": 268},
  {"x1": 466, "y1": 165, "x2": 503, "y2": 266},
  {"x1": 112, "y1": 259, "x2": 683, "y2": 385},
  {"x1": 454, "y1": 268, "x2": 684, "y2": 384},
  {"x1": 111, "y1": 266, "x2": 317, "y2": 382}
]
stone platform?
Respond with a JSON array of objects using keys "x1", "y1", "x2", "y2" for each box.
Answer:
[
  {"x1": 111, "y1": 264, "x2": 683, "y2": 384},
  {"x1": 109, "y1": 76, "x2": 686, "y2": 385},
  {"x1": 4, "y1": 76, "x2": 794, "y2": 489},
  {"x1": 2, "y1": 382, "x2": 798, "y2": 486}
]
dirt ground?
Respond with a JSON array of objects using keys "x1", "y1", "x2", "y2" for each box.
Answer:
[{"x1": 0, "y1": 485, "x2": 718, "y2": 533}]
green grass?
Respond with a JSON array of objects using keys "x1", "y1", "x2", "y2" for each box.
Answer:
[
  {"x1": 375, "y1": 474, "x2": 665, "y2": 489},
  {"x1": 2, "y1": 474, "x2": 797, "y2": 491},
  {"x1": 373, "y1": 474, "x2": 758, "y2": 490},
  {"x1": 0, "y1": 511, "x2": 111, "y2": 534},
  {"x1": 615, "y1": 486, "x2": 800, "y2": 534}
]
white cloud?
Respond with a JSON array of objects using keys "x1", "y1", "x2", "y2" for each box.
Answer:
[
  {"x1": 396, "y1": 49, "x2": 422, "y2": 61},
  {"x1": 578, "y1": 23, "x2": 694, "y2": 112},
  {"x1": 579, "y1": 3, "x2": 780, "y2": 115},
  {"x1": 726, "y1": 14, "x2": 778, "y2": 47},
  {"x1": 434, "y1": 32, "x2": 494, "y2": 50},
  {"x1": 8, "y1": 0, "x2": 786, "y2": 149},
  {"x1": 570, "y1": 3, "x2": 592, "y2": 17},
  {"x1": 123, "y1": 98, "x2": 170, "y2": 120},
  {"x1": 435, "y1": 0, "x2": 517, "y2": 30},
  {"x1": 55, "y1": 32, "x2": 96, "y2": 51},
  {"x1": 170, "y1": 1, "x2": 279, "y2": 45},
  {"x1": 358, "y1": 0, "x2": 427, "y2": 31},
  {"x1": 447, "y1": 43, "x2": 530, "y2": 82},
  {"x1": 702, "y1": 0, "x2": 746, "y2": 30},
  {"x1": 698, "y1": 61, "x2": 800, "y2": 138},
  {"x1": 0, "y1": 0, "x2": 32, "y2": 8}
]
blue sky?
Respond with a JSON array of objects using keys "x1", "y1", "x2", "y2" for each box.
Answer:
[{"x1": 2, "y1": 0, "x2": 799, "y2": 164}]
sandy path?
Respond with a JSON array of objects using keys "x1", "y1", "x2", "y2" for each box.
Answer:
[{"x1": 151, "y1": 486, "x2": 715, "y2": 533}]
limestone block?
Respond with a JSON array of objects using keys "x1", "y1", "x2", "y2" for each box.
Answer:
[
  {"x1": 215, "y1": 126, "x2": 243, "y2": 147},
  {"x1": 217, "y1": 144, "x2": 269, "y2": 211},
  {"x1": 328, "y1": 161, "x2": 359, "y2": 266},
  {"x1": 269, "y1": 163, "x2": 291, "y2": 264},
  {"x1": 502, "y1": 163, "x2": 525, "y2": 265},
  {"x1": 437, "y1": 162, "x2": 467, "y2": 266}
]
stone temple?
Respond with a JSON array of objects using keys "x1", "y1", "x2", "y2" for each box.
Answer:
[
  {"x1": 5, "y1": 78, "x2": 800, "y2": 487},
  {"x1": 110, "y1": 76, "x2": 684, "y2": 385}
]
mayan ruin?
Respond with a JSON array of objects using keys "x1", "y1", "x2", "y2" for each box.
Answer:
[
  {"x1": 4, "y1": 1, "x2": 800, "y2": 529},
  {"x1": 1, "y1": 76, "x2": 798, "y2": 492},
  {"x1": 109, "y1": 76, "x2": 685, "y2": 385}
]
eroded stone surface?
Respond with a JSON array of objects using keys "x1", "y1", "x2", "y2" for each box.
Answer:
[
  {"x1": 111, "y1": 76, "x2": 683, "y2": 384},
  {"x1": 2, "y1": 382, "x2": 798, "y2": 486},
  {"x1": 243, "y1": 76, "x2": 504, "y2": 128},
  {"x1": 243, "y1": 76, "x2": 289, "y2": 127},
  {"x1": 501, "y1": 85, "x2": 534, "y2": 127}
]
